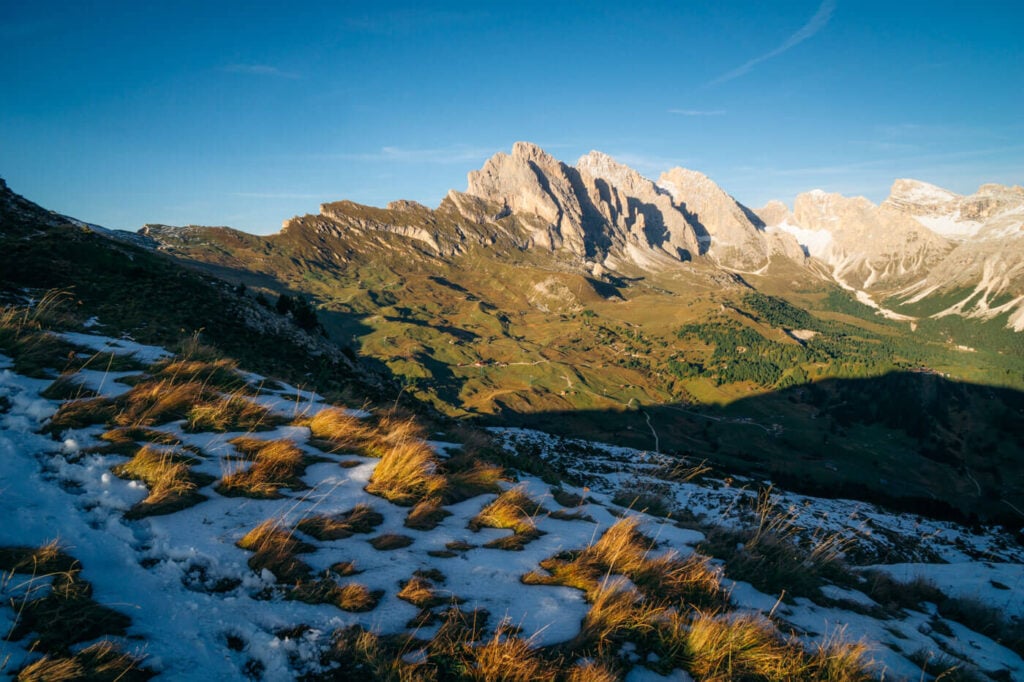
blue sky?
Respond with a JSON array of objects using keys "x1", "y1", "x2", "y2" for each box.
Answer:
[{"x1": 2, "y1": 1, "x2": 1021, "y2": 234}]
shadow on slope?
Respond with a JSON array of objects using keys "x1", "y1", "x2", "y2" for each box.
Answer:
[
  {"x1": 0, "y1": 180, "x2": 386, "y2": 400},
  {"x1": 485, "y1": 372, "x2": 1024, "y2": 527}
]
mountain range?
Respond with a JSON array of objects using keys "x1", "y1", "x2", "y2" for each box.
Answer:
[{"x1": 139, "y1": 141, "x2": 1024, "y2": 332}]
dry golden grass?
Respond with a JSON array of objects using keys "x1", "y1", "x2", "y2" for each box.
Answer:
[
  {"x1": 289, "y1": 579, "x2": 381, "y2": 612},
  {"x1": 0, "y1": 541, "x2": 76, "y2": 575},
  {"x1": 218, "y1": 438, "x2": 307, "y2": 498},
  {"x1": 573, "y1": 578, "x2": 662, "y2": 655},
  {"x1": 15, "y1": 640, "x2": 152, "y2": 681},
  {"x1": 95, "y1": 427, "x2": 182, "y2": 455},
  {"x1": 566, "y1": 660, "x2": 618, "y2": 682},
  {"x1": 365, "y1": 441, "x2": 446, "y2": 506},
  {"x1": 469, "y1": 486, "x2": 544, "y2": 535},
  {"x1": 444, "y1": 461, "x2": 505, "y2": 504},
  {"x1": 112, "y1": 446, "x2": 206, "y2": 517},
  {"x1": 8, "y1": 569, "x2": 132, "y2": 655},
  {"x1": 470, "y1": 634, "x2": 556, "y2": 682},
  {"x1": 185, "y1": 393, "x2": 277, "y2": 433},
  {"x1": 296, "y1": 503, "x2": 384, "y2": 540},
  {"x1": 806, "y1": 628, "x2": 873, "y2": 682},
  {"x1": 114, "y1": 380, "x2": 211, "y2": 427},
  {"x1": 700, "y1": 488, "x2": 854, "y2": 600},
  {"x1": 334, "y1": 583, "x2": 382, "y2": 612},
  {"x1": 152, "y1": 357, "x2": 245, "y2": 391},
  {"x1": 397, "y1": 576, "x2": 450, "y2": 610},
  {"x1": 0, "y1": 292, "x2": 80, "y2": 378},
  {"x1": 44, "y1": 397, "x2": 118, "y2": 434},
  {"x1": 326, "y1": 626, "x2": 420, "y2": 681},
  {"x1": 583, "y1": 516, "x2": 651, "y2": 575},
  {"x1": 525, "y1": 517, "x2": 726, "y2": 612},
  {"x1": 373, "y1": 411, "x2": 428, "y2": 447},
  {"x1": 368, "y1": 533, "x2": 414, "y2": 551},
  {"x1": 39, "y1": 374, "x2": 96, "y2": 401},
  {"x1": 404, "y1": 498, "x2": 452, "y2": 531},
  {"x1": 684, "y1": 610, "x2": 806, "y2": 682},
  {"x1": 306, "y1": 407, "x2": 375, "y2": 451},
  {"x1": 237, "y1": 519, "x2": 314, "y2": 582},
  {"x1": 633, "y1": 551, "x2": 728, "y2": 610}
]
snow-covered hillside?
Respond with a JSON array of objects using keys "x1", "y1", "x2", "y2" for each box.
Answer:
[{"x1": 1, "y1": 329, "x2": 1021, "y2": 680}]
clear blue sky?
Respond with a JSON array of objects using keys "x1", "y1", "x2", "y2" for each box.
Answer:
[{"x1": 2, "y1": 1, "x2": 1021, "y2": 234}]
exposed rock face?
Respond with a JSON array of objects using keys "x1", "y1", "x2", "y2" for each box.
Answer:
[
  {"x1": 464, "y1": 142, "x2": 789, "y2": 270},
  {"x1": 758, "y1": 179, "x2": 1024, "y2": 330},
  {"x1": 465, "y1": 141, "x2": 590, "y2": 254},
  {"x1": 132, "y1": 143, "x2": 1023, "y2": 331}
]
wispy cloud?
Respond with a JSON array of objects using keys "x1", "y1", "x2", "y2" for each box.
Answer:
[
  {"x1": 668, "y1": 109, "x2": 726, "y2": 116},
  {"x1": 329, "y1": 145, "x2": 494, "y2": 164},
  {"x1": 709, "y1": 0, "x2": 836, "y2": 86},
  {"x1": 222, "y1": 64, "x2": 302, "y2": 80}
]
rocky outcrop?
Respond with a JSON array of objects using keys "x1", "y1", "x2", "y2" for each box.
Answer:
[{"x1": 464, "y1": 142, "x2": 790, "y2": 270}]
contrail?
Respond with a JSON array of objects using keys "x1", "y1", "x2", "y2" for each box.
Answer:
[{"x1": 709, "y1": 0, "x2": 837, "y2": 86}]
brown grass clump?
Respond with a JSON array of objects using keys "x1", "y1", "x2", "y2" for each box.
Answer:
[
  {"x1": 0, "y1": 293, "x2": 80, "y2": 377},
  {"x1": 365, "y1": 441, "x2": 446, "y2": 506},
  {"x1": 806, "y1": 628, "x2": 873, "y2": 682},
  {"x1": 0, "y1": 541, "x2": 76, "y2": 575},
  {"x1": 572, "y1": 579, "x2": 663, "y2": 655},
  {"x1": 469, "y1": 486, "x2": 547, "y2": 551},
  {"x1": 551, "y1": 488, "x2": 587, "y2": 507},
  {"x1": 289, "y1": 579, "x2": 382, "y2": 612},
  {"x1": 44, "y1": 397, "x2": 118, "y2": 434},
  {"x1": 112, "y1": 446, "x2": 208, "y2": 517},
  {"x1": 372, "y1": 411, "x2": 428, "y2": 447},
  {"x1": 307, "y1": 407, "x2": 375, "y2": 452},
  {"x1": 397, "y1": 576, "x2": 451, "y2": 610},
  {"x1": 152, "y1": 357, "x2": 245, "y2": 391},
  {"x1": 682, "y1": 610, "x2": 813, "y2": 682},
  {"x1": 296, "y1": 503, "x2": 384, "y2": 540},
  {"x1": 444, "y1": 460, "x2": 505, "y2": 504},
  {"x1": 469, "y1": 486, "x2": 545, "y2": 535},
  {"x1": 334, "y1": 583, "x2": 382, "y2": 612},
  {"x1": 237, "y1": 519, "x2": 314, "y2": 582},
  {"x1": 525, "y1": 517, "x2": 726, "y2": 610},
  {"x1": 218, "y1": 438, "x2": 308, "y2": 498},
  {"x1": 8, "y1": 569, "x2": 132, "y2": 654},
  {"x1": 16, "y1": 640, "x2": 153, "y2": 681},
  {"x1": 185, "y1": 393, "x2": 278, "y2": 433},
  {"x1": 404, "y1": 498, "x2": 452, "y2": 531},
  {"x1": 368, "y1": 533, "x2": 414, "y2": 551},
  {"x1": 470, "y1": 633, "x2": 556, "y2": 682},
  {"x1": 40, "y1": 374, "x2": 96, "y2": 401},
  {"x1": 94, "y1": 427, "x2": 182, "y2": 456},
  {"x1": 325, "y1": 625, "x2": 419, "y2": 680},
  {"x1": 566, "y1": 660, "x2": 619, "y2": 682},
  {"x1": 114, "y1": 380, "x2": 212, "y2": 427}
]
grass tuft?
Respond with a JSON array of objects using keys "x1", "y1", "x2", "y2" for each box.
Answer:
[
  {"x1": 8, "y1": 568, "x2": 132, "y2": 655},
  {"x1": 16, "y1": 640, "x2": 153, "y2": 681},
  {"x1": 368, "y1": 533, "x2": 414, "y2": 551},
  {"x1": 404, "y1": 498, "x2": 452, "y2": 531},
  {"x1": 185, "y1": 393, "x2": 277, "y2": 433},
  {"x1": 296, "y1": 503, "x2": 384, "y2": 540},
  {"x1": 237, "y1": 519, "x2": 314, "y2": 583},
  {"x1": 306, "y1": 407, "x2": 374, "y2": 452},
  {"x1": 112, "y1": 445, "x2": 208, "y2": 517},
  {"x1": 218, "y1": 438, "x2": 308, "y2": 498},
  {"x1": 365, "y1": 441, "x2": 446, "y2": 506}
]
